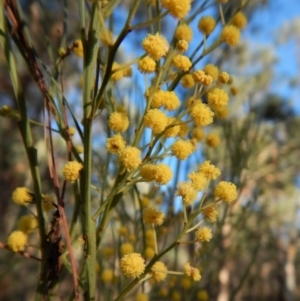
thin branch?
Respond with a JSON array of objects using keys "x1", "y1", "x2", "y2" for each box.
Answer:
[{"x1": 0, "y1": 241, "x2": 41, "y2": 261}]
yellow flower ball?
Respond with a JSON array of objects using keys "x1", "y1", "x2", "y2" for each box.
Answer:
[
  {"x1": 12, "y1": 187, "x2": 34, "y2": 206},
  {"x1": 153, "y1": 164, "x2": 173, "y2": 185},
  {"x1": 63, "y1": 161, "x2": 83, "y2": 183},
  {"x1": 145, "y1": 228, "x2": 154, "y2": 239},
  {"x1": 197, "y1": 289, "x2": 209, "y2": 301},
  {"x1": 183, "y1": 262, "x2": 201, "y2": 281},
  {"x1": 181, "y1": 276, "x2": 192, "y2": 290},
  {"x1": 106, "y1": 134, "x2": 126, "y2": 154},
  {"x1": 175, "y1": 24, "x2": 193, "y2": 42},
  {"x1": 218, "y1": 71, "x2": 230, "y2": 84},
  {"x1": 204, "y1": 64, "x2": 219, "y2": 81},
  {"x1": 172, "y1": 55, "x2": 192, "y2": 71},
  {"x1": 120, "y1": 242, "x2": 134, "y2": 256},
  {"x1": 67, "y1": 126, "x2": 76, "y2": 136},
  {"x1": 191, "y1": 127, "x2": 205, "y2": 142},
  {"x1": 142, "y1": 33, "x2": 169, "y2": 61},
  {"x1": 220, "y1": 25, "x2": 240, "y2": 46},
  {"x1": 143, "y1": 206, "x2": 165, "y2": 226},
  {"x1": 214, "y1": 181, "x2": 237, "y2": 204},
  {"x1": 144, "y1": 247, "x2": 155, "y2": 259},
  {"x1": 190, "y1": 103, "x2": 214, "y2": 127},
  {"x1": 193, "y1": 70, "x2": 213, "y2": 86},
  {"x1": 195, "y1": 226, "x2": 213, "y2": 242},
  {"x1": 176, "y1": 182, "x2": 198, "y2": 206},
  {"x1": 188, "y1": 172, "x2": 207, "y2": 191},
  {"x1": 108, "y1": 112, "x2": 129, "y2": 132},
  {"x1": 176, "y1": 39, "x2": 189, "y2": 52},
  {"x1": 144, "y1": 109, "x2": 168, "y2": 134},
  {"x1": 181, "y1": 74, "x2": 195, "y2": 88},
  {"x1": 120, "y1": 253, "x2": 145, "y2": 278},
  {"x1": 119, "y1": 146, "x2": 142, "y2": 171},
  {"x1": 75, "y1": 145, "x2": 84, "y2": 154},
  {"x1": 151, "y1": 90, "x2": 180, "y2": 111},
  {"x1": 216, "y1": 106, "x2": 229, "y2": 119},
  {"x1": 202, "y1": 206, "x2": 218, "y2": 223},
  {"x1": 207, "y1": 88, "x2": 229, "y2": 111},
  {"x1": 151, "y1": 261, "x2": 168, "y2": 282},
  {"x1": 231, "y1": 11, "x2": 247, "y2": 30},
  {"x1": 206, "y1": 133, "x2": 220, "y2": 148},
  {"x1": 138, "y1": 56, "x2": 156, "y2": 73},
  {"x1": 161, "y1": 0, "x2": 192, "y2": 19},
  {"x1": 101, "y1": 269, "x2": 114, "y2": 283},
  {"x1": 7, "y1": 231, "x2": 28, "y2": 252},
  {"x1": 199, "y1": 160, "x2": 221, "y2": 180},
  {"x1": 171, "y1": 139, "x2": 194, "y2": 160},
  {"x1": 17, "y1": 215, "x2": 38, "y2": 233},
  {"x1": 118, "y1": 226, "x2": 128, "y2": 236},
  {"x1": 140, "y1": 164, "x2": 155, "y2": 181},
  {"x1": 198, "y1": 16, "x2": 216, "y2": 35}
]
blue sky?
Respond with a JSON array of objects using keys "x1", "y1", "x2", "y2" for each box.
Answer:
[{"x1": 247, "y1": 0, "x2": 300, "y2": 111}]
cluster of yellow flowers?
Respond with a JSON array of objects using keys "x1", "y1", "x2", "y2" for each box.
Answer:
[
  {"x1": 142, "y1": 33, "x2": 169, "y2": 61},
  {"x1": 3, "y1": 2, "x2": 250, "y2": 299},
  {"x1": 6, "y1": 231, "x2": 28, "y2": 252},
  {"x1": 197, "y1": 10, "x2": 247, "y2": 47},
  {"x1": 8, "y1": 188, "x2": 56, "y2": 252},
  {"x1": 140, "y1": 163, "x2": 173, "y2": 185},
  {"x1": 99, "y1": 4, "x2": 244, "y2": 295},
  {"x1": 72, "y1": 8, "x2": 249, "y2": 184},
  {"x1": 143, "y1": 205, "x2": 165, "y2": 226},
  {"x1": 120, "y1": 253, "x2": 145, "y2": 278},
  {"x1": 170, "y1": 158, "x2": 237, "y2": 260},
  {"x1": 62, "y1": 160, "x2": 83, "y2": 183},
  {"x1": 161, "y1": 0, "x2": 192, "y2": 19},
  {"x1": 12, "y1": 187, "x2": 34, "y2": 206},
  {"x1": 119, "y1": 253, "x2": 201, "y2": 287},
  {"x1": 150, "y1": 90, "x2": 180, "y2": 111}
]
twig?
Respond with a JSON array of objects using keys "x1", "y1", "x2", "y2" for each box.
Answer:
[{"x1": 0, "y1": 241, "x2": 41, "y2": 261}]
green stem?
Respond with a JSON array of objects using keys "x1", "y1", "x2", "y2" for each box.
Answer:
[
  {"x1": 80, "y1": 3, "x2": 101, "y2": 300},
  {"x1": 81, "y1": 115, "x2": 97, "y2": 301}
]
